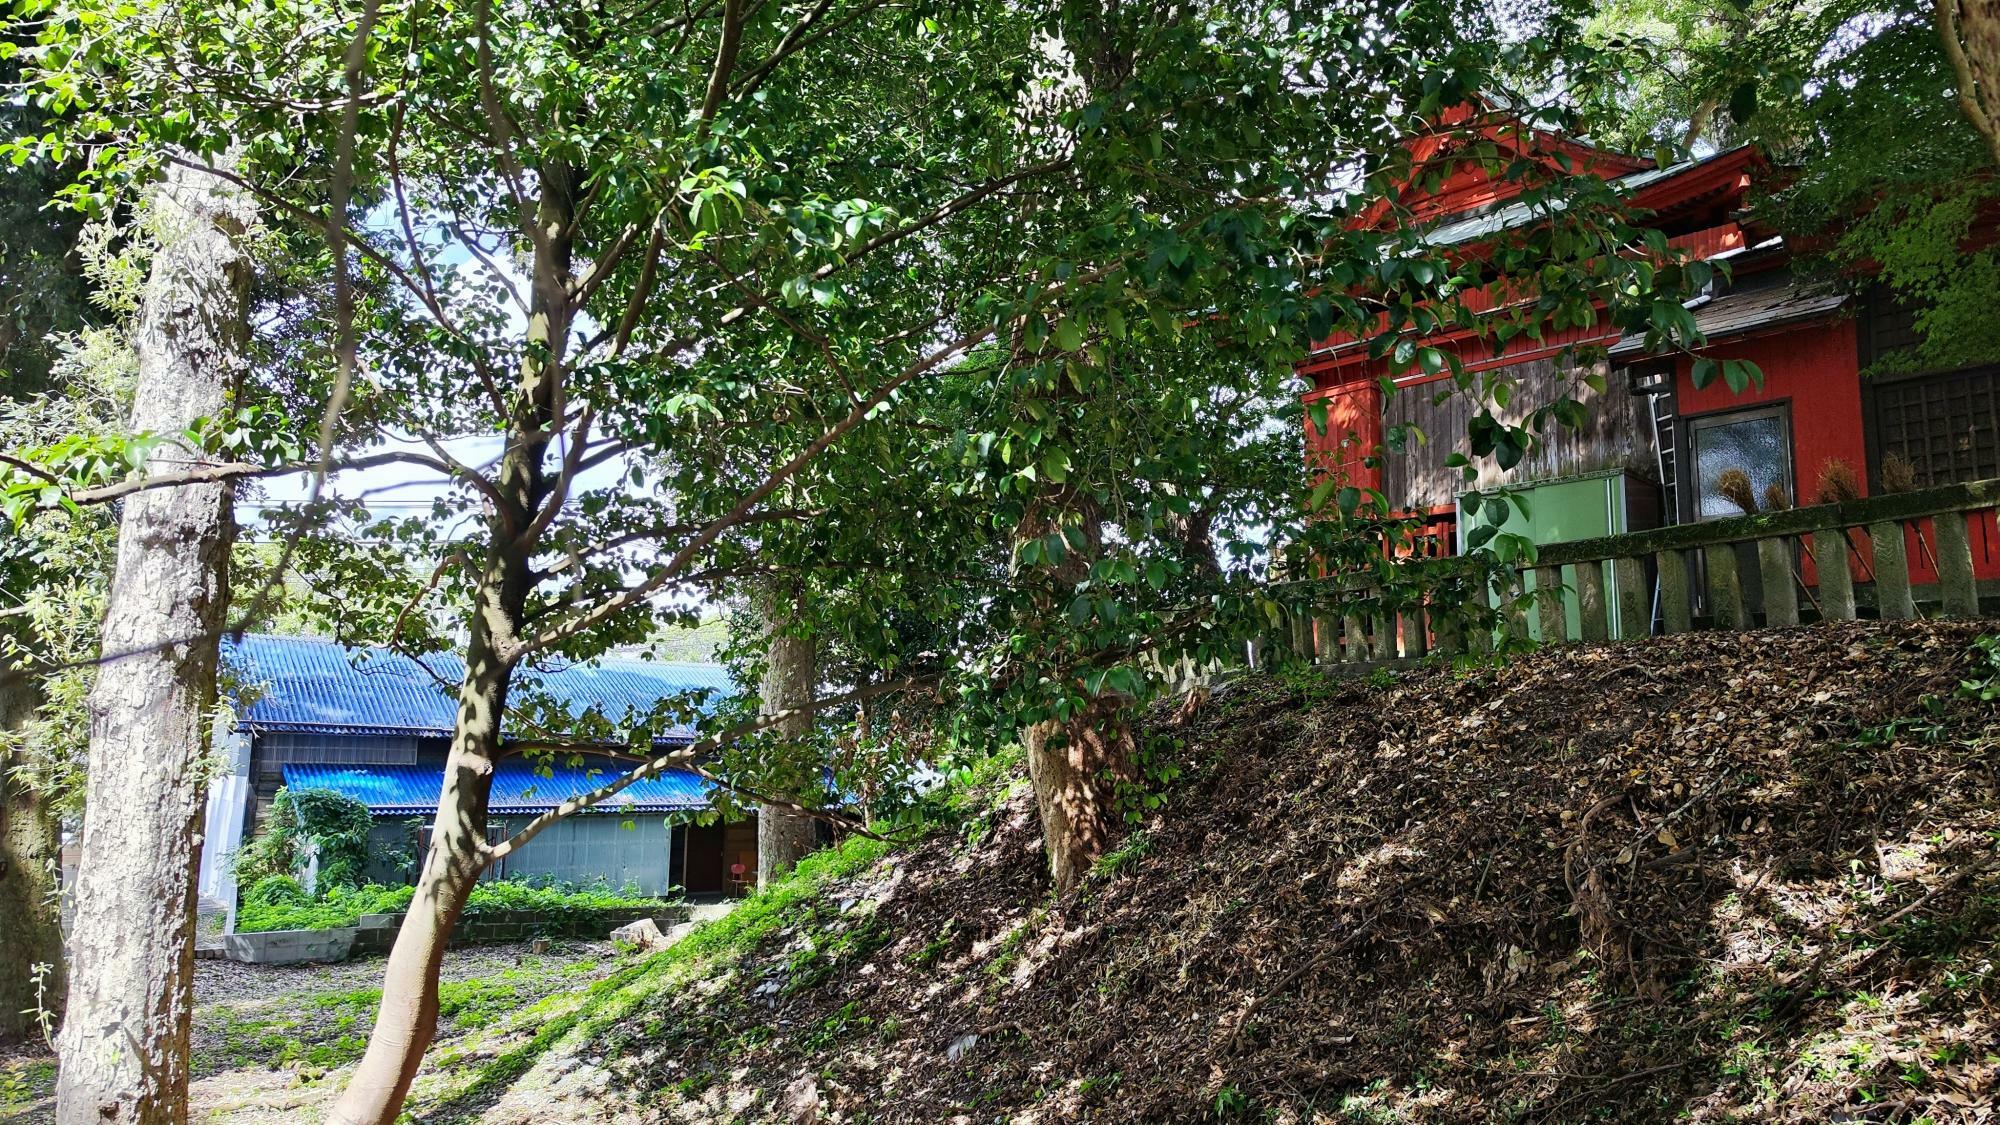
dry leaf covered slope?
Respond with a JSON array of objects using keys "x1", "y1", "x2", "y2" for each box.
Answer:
[{"x1": 504, "y1": 621, "x2": 2000, "y2": 1123}]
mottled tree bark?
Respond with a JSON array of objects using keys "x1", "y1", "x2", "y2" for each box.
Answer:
[
  {"x1": 327, "y1": 627, "x2": 513, "y2": 1123},
  {"x1": 0, "y1": 676, "x2": 65, "y2": 1041},
  {"x1": 757, "y1": 617, "x2": 818, "y2": 888},
  {"x1": 1016, "y1": 491, "x2": 1135, "y2": 893},
  {"x1": 1023, "y1": 700, "x2": 1135, "y2": 893},
  {"x1": 54, "y1": 161, "x2": 251, "y2": 1125},
  {"x1": 1939, "y1": 0, "x2": 2000, "y2": 165}
]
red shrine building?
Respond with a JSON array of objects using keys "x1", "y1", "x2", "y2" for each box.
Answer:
[{"x1": 1300, "y1": 115, "x2": 2000, "y2": 615}]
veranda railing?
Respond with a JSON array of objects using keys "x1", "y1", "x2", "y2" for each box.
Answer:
[{"x1": 1269, "y1": 476, "x2": 2000, "y2": 667}]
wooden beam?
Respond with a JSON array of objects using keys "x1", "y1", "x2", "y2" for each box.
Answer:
[
  {"x1": 1531, "y1": 477, "x2": 2000, "y2": 568},
  {"x1": 1534, "y1": 565, "x2": 1567, "y2": 644},
  {"x1": 1658, "y1": 549, "x2": 1692, "y2": 634},
  {"x1": 1613, "y1": 557, "x2": 1650, "y2": 639},
  {"x1": 1756, "y1": 538, "x2": 1799, "y2": 627},
  {"x1": 1706, "y1": 544, "x2": 1750, "y2": 629},
  {"x1": 1401, "y1": 604, "x2": 1429, "y2": 658},
  {"x1": 1575, "y1": 559, "x2": 1609, "y2": 642}
]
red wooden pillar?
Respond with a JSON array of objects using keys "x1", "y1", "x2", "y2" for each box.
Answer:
[{"x1": 1304, "y1": 371, "x2": 1384, "y2": 492}]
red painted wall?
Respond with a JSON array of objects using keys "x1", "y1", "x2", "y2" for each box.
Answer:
[
  {"x1": 1672, "y1": 317, "x2": 2000, "y2": 584},
  {"x1": 1672, "y1": 318, "x2": 1867, "y2": 507}
]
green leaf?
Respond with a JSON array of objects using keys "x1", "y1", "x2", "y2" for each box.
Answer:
[
  {"x1": 1728, "y1": 80, "x2": 1758, "y2": 124},
  {"x1": 1308, "y1": 477, "x2": 1339, "y2": 511}
]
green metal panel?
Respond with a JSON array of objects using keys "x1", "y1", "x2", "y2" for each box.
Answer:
[{"x1": 1459, "y1": 469, "x2": 1637, "y2": 640}]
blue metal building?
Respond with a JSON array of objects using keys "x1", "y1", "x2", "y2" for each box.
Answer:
[{"x1": 197, "y1": 635, "x2": 759, "y2": 922}]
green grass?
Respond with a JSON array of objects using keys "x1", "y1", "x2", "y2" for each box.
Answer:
[
  {"x1": 199, "y1": 993, "x2": 379, "y2": 1074},
  {"x1": 414, "y1": 831, "x2": 897, "y2": 1120},
  {"x1": 0, "y1": 1059, "x2": 57, "y2": 1114}
]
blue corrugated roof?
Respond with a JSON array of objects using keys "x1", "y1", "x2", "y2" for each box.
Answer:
[
  {"x1": 224, "y1": 634, "x2": 734, "y2": 742},
  {"x1": 283, "y1": 758, "x2": 713, "y2": 815}
]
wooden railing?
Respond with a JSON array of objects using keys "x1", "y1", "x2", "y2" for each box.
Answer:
[{"x1": 1270, "y1": 477, "x2": 2000, "y2": 667}]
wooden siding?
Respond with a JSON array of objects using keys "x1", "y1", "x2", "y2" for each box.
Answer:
[{"x1": 1384, "y1": 355, "x2": 1658, "y2": 511}]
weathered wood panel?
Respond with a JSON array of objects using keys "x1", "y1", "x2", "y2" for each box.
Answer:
[{"x1": 1383, "y1": 356, "x2": 1657, "y2": 512}]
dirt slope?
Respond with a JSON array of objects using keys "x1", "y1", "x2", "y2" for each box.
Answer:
[{"x1": 481, "y1": 621, "x2": 2000, "y2": 1124}]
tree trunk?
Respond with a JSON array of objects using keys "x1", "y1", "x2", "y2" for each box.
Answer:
[
  {"x1": 326, "y1": 634, "x2": 510, "y2": 1124},
  {"x1": 0, "y1": 677, "x2": 66, "y2": 1042},
  {"x1": 1939, "y1": 0, "x2": 2000, "y2": 165},
  {"x1": 53, "y1": 161, "x2": 251, "y2": 1125},
  {"x1": 1024, "y1": 700, "x2": 1135, "y2": 893},
  {"x1": 756, "y1": 611, "x2": 818, "y2": 888},
  {"x1": 328, "y1": 153, "x2": 573, "y2": 1125},
  {"x1": 1014, "y1": 487, "x2": 1135, "y2": 893}
]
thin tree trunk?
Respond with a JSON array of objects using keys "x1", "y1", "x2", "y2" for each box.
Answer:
[
  {"x1": 757, "y1": 601, "x2": 818, "y2": 887},
  {"x1": 328, "y1": 148, "x2": 573, "y2": 1125},
  {"x1": 0, "y1": 676, "x2": 66, "y2": 1041},
  {"x1": 327, "y1": 631, "x2": 511, "y2": 1123},
  {"x1": 1023, "y1": 700, "x2": 1135, "y2": 893},
  {"x1": 53, "y1": 161, "x2": 251, "y2": 1125}
]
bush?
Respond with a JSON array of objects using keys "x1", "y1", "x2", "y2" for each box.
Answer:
[
  {"x1": 234, "y1": 878, "x2": 671, "y2": 934},
  {"x1": 243, "y1": 874, "x2": 310, "y2": 908},
  {"x1": 233, "y1": 786, "x2": 377, "y2": 892}
]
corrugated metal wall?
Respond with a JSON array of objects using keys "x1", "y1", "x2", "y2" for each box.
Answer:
[
  {"x1": 250, "y1": 731, "x2": 425, "y2": 834},
  {"x1": 364, "y1": 815, "x2": 677, "y2": 895},
  {"x1": 257, "y1": 732, "x2": 680, "y2": 895}
]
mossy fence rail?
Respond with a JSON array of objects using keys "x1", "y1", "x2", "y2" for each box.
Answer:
[{"x1": 1260, "y1": 477, "x2": 2000, "y2": 668}]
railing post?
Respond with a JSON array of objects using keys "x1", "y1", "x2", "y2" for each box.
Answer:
[
  {"x1": 1312, "y1": 615, "x2": 1336, "y2": 664},
  {"x1": 1371, "y1": 603, "x2": 1397, "y2": 661},
  {"x1": 1289, "y1": 607, "x2": 1314, "y2": 661},
  {"x1": 1576, "y1": 559, "x2": 1609, "y2": 642},
  {"x1": 1465, "y1": 584, "x2": 1494, "y2": 655},
  {"x1": 1933, "y1": 512, "x2": 1980, "y2": 617},
  {"x1": 1433, "y1": 596, "x2": 1463, "y2": 655},
  {"x1": 1343, "y1": 611, "x2": 1367, "y2": 663},
  {"x1": 1814, "y1": 528, "x2": 1857, "y2": 621},
  {"x1": 1756, "y1": 538, "x2": 1799, "y2": 627},
  {"x1": 1614, "y1": 557, "x2": 1650, "y2": 639},
  {"x1": 1869, "y1": 521, "x2": 1916, "y2": 620},
  {"x1": 1501, "y1": 569, "x2": 1531, "y2": 646},
  {"x1": 1657, "y1": 549, "x2": 1692, "y2": 634},
  {"x1": 1706, "y1": 544, "x2": 1750, "y2": 629},
  {"x1": 1534, "y1": 564, "x2": 1566, "y2": 644},
  {"x1": 1400, "y1": 601, "x2": 1429, "y2": 659}
]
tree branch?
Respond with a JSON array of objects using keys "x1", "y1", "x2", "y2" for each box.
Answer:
[
  {"x1": 1937, "y1": 0, "x2": 2000, "y2": 166},
  {"x1": 53, "y1": 449, "x2": 460, "y2": 508},
  {"x1": 698, "y1": 0, "x2": 747, "y2": 132},
  {"x1": 486, "y1": 674, "x2": 931, "y2": 860}
]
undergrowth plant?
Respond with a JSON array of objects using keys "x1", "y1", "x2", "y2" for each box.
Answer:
[
  {"x1": 232, "y1": 786, "x2": 377, "y2": 892},
  {"x1": 1957, "y1": 634, "x2": 2000, "y2": 702},
  {"x1": 235, "y1": 878, "x2": 670, "y2": 934}
]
